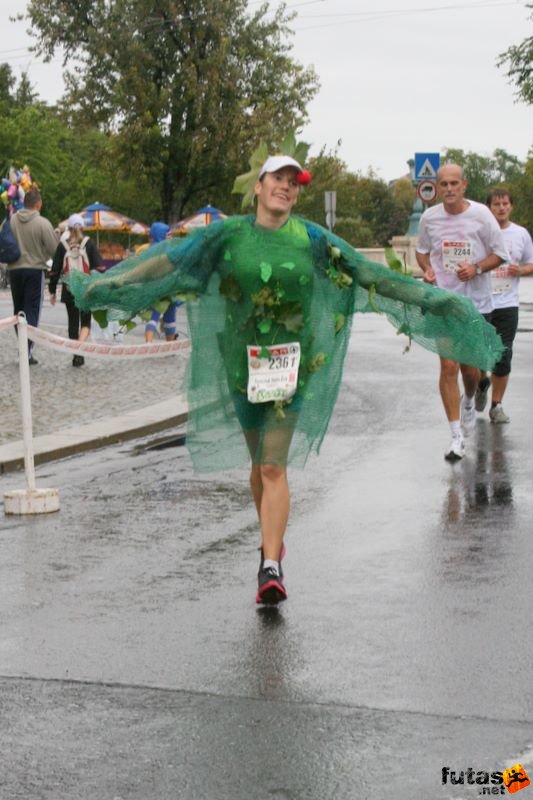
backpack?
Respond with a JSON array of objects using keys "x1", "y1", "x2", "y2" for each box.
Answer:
[
  {"x1": 63, "y1": 236, "x2": 90, "y2": 275},
  {"x1": 0, "y1": 217, "x2": 21, "y2": 263}
]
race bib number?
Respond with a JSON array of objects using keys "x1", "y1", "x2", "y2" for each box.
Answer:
[
  {"x1": 492, "y1": 263, "x2": 512, "y2": 295},
  {"x1": 247, "y1": 342, "x2": 300, "y2": 403},
  {"x1": 442, "y1": 240, "x2": 473, "y2": 274}
]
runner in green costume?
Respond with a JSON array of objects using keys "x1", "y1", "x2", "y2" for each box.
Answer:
[{"x1": 68, "y1": 155, "x2": 503, "y2": 604}]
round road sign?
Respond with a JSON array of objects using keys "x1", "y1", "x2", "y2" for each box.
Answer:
[{"x1": 417, "y1": 180, "x2": 437, "y2": 203}]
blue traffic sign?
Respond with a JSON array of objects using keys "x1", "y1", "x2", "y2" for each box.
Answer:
[{"x1": 414, "y1": 153, "x2": 440, "y2": 181}]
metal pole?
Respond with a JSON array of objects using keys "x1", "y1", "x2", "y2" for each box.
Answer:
[{"x1": 16, "y1": 314, "x2": 36, "y2": 491}]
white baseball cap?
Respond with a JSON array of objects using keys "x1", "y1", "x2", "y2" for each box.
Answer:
[
  {"x1": 67, "y1": 213, "x2": 85, "y2": 228},
  {"x1": 258, "y1": 155, "x2": 303, "y2": 179}
]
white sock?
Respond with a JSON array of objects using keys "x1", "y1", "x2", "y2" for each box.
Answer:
[
  {"x1": 450, "y1": 421, "x2": 462, "y2": 438},
  {"x1": 463, "y1": 394, "x2": 475, "y2": 409},
  {"x1": 263, "y1": 559, "x2": 279, "y2": 575}
]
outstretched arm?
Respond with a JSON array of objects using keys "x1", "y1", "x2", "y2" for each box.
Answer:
[
  {"x1": 86, "y1": 252, "x2": 174, "y2": 293},
  {"x1": 353, "y1": 257, "x2": 468, "y2": 320},
  {"x1": 301, "y1": 217, "x2": 504, "y2": 372},
  {"x1": 66, "y1": 222, "x2": 228, "y2": 317}
]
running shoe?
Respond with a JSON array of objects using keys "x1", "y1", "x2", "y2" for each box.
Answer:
[
  {"x1": 258, "y1": 542, "x2": 286, "y2": 579},
  {"x1": 445, "y1": 435, "x2": 465, "y2": 462},
  {"x1": 256, "y1": 567, "x2": 288, "y2": 605},
  {"x1": 460, "y1": 397, "x2": 476, "y2": 435},
  {"x1": 489, "y1": 404, "x2": 510, "y2": 424},
  {"x1": 475, "y1": 378, "x2": 490, "y2": 412}
]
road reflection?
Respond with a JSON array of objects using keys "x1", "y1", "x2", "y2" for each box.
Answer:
[{"x1": 442, "y1": 422, "x2": 513, "y2": 525}]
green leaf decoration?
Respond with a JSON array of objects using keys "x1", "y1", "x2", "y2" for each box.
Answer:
[
  {"x1": 224, "y1": 250, "x2": 232, "y2": 262},
  {"x1": 307, "y1": 352, "x2": 328, "y2": 373},
  {"x1": 232, "y1": 141, "x2": 269, "y2": 209},
  {"x1": 121, "y1": 320, "x2": 136, "y2": 332},
  {"x1": 92, "y1": 309, "x2": 108, "y2": 328},
  {"x1": 279, "y1": 131, "x2": 311, "y2": 165},
  {"x1": 279, "y1": 131, "x2": 297, "y2": 156},
  {"x1": 384, "y1": 246, "x2": 412, "y2": 275},
  {"x1": 368, "y1": 283, "x2": 381, "y2": 314},
  {"x1": 174, "y1": 292, "x2": 198, "y2": 302},
  {"x1": 232, "y1": 132, "x2": 311, "y2": 210},
  {"x1": 219, "y1": 273, "x2": 243, "y2": 303},
  {"x1": 259, "y1": 345, "x2": 271, "y2": 359},
  {"x1": 334, "y1": 313, "x2": 346, "y2": 334},
  {"x1": 276, "y1": 300, "x2": 304, "y2": 332},
  {"x1": 258, "y1": 318, "x2": 272, "y2": 334},
  {"x1": 252, "y1": 286, "x2": 281, "y2": 308},
  {"x1": 396, "y1": 321, "x2": 411, "y2": 337},
  {"x1": 299, "y1": 274, "x2": 310, "y2": 285},
  {"x1": 274, "y1": 400, "x2": 286, "y2": 421},
  {"x1": 281, "y1": 311, "x2": 304, "y2": 333},
  {"x1": 384, "y1": 246, "x2": 404, "y2": 273},
  {"x1": 280, "y1": 262, "x2": 295, "y2": 271},
  {"x1": 260, "y1": 262, "x2": 273, "y2": 283}
]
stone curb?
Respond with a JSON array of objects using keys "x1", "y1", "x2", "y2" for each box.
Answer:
[{"x1": 0, "y1": 396, "x2": 188, "y2": 474}]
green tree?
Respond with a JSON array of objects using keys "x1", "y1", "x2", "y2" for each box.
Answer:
[
  {"x1": 296, "y1": 152, "x2": 413, "y2": 247},
  {"x1": 0, "y1": 63, "x2": 15, "y2": 108},
  {"x1": 14, "y1": 72, "x2": 39, "y2": 109},
  {"x1": 508, "y1": 150, "x2": 533, "y2": 232},
  {"x1": 0, "y1": 102, "x2": 157, "y2": 226},
  {"x1": 442, "y1": 147, "x2": 525, "y2": 201},
  {"x1": 498, "y1": 3, "x2": 533, "y2": 105},
  {"x1": 23, "y1": 0, "x2": 319, "y2": 221}
]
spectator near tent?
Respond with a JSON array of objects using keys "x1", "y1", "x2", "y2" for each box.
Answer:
[{"x1": 59, "y1": 203, "x2": 149, "y2": 269}]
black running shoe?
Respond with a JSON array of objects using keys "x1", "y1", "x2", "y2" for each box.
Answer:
[{"x1": 256, "y1": 567, "x2": 288, "y2": 605}]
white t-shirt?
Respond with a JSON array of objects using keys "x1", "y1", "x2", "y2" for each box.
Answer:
[
  {"x1": 416, "y1": 200, "x2": 507, "y2": 313},
  {"x1": 491, "y1": 222, "x2": 533, "y2": 310}
]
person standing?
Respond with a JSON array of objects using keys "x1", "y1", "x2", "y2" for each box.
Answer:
[
  {"x1": 49, "y1": 213, "x2": 104, "y2": 366},
  {"x1": 474, "y1": 189, "x2": 533, "y2": 423},
  {"x1": 142, "y1": 222, "x2": 181, "y2": 343},
  {"x1": 416, "y1": 163, "x2": 507, "y2": 461},
  {"x1": 8, "y1": 187, "x2": 58, "y2": 364}
]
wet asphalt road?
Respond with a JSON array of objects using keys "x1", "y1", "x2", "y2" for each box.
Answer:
[{"x1": 1, "y1": 312, "x2": 532, "y2": 799}]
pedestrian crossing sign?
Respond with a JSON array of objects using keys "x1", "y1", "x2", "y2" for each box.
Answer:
[{"x1": 414, "y1": 153, "x2": 440, "y2": 180}]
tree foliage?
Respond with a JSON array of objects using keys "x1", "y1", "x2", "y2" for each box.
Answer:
[
  {"x1": 442, "y1": 147, "x2": 525, "y2": 202},
  {"x1": 296, "y1": 150, "x2": 414, "y2": 247},
  {"x1": 23, "y1": 0, "x2": 319, "y2": 221},
  {"x1": 498, "y1": 3, "x2": 533, "y2": 105},
  {"x1": 1, "y1": 62, "x2": 530, "y2": 243}
]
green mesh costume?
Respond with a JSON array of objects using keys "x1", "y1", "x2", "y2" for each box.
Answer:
[{"x1": 68, "y1": 215, "x2": 504, "y2": 471}]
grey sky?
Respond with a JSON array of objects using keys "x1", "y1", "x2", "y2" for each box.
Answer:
[{"x1": 1, "y1": 0, "x2": 531, "y2": 181}]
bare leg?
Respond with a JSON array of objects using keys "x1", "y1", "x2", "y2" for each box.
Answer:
[
  {"x1": 257, "y1": 464, "x2": 290, "y2": 561},
  {"x1": 249, "y1": 462, "x2": 262, "y2": 517},
  {"x1": 244, "y1": 424, "x2": 294, "y2": 560},
  {"x1": 460, "y1": 363, "x2": 481, "y2": 399},
  {"x1": 439, "y1": 357, "x2": 461, "y2": 421},
  {"x1": 79, "y1": 326, "x2": 90, "y2": 343},
  {"x1": 491, "y1": 373, "x2": 509, "y2": 405}
]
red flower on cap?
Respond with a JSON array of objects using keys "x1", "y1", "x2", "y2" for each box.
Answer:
[{"x1": 296, "y1": 170, "x2": 312, "y2": 186}]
